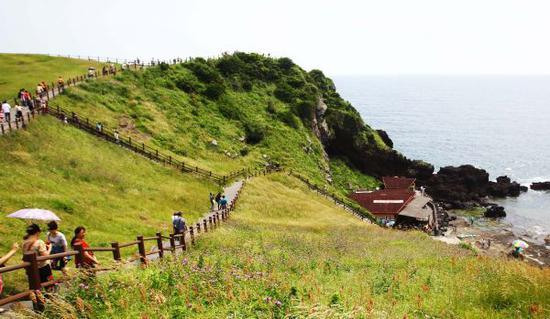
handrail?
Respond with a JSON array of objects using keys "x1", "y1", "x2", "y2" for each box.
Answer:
[
  {"x1": 0, "y1": 262, "x2": 31, "y2": 274},
  {"x1": 36, "y1": 251, "x2": 78, "y2": 261},
  {"x1": 118, "y1": 241, "x2": 139, "y2": 248},
  {"x1": 84, "y1": 247, "x2": 116, "y2": 252}
]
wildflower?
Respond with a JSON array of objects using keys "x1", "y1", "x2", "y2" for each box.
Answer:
[
  {"x1": 182, "y1": 258, "x2": 188, "y2": 266},
  {"x1": 264, "y1": 296, "x2": 272, "y2": 303},
  {"x1": 275, "y1": 300, "x2": 282, "y2": 307}
]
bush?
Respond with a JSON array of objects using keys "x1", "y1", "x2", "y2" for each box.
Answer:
[
  {"x1": 294, "y1": 98, "x2": 316, "y2": 122},
  {"x1": 240, "y1": 147, "x2": 249, "y2": 156},
  {"x1": 244, "y1": 122, "x2": 266, "y2": 144},
  {"x1": 204, "y1": 83, "x2": 226, "y2": 100},
  {"x1": 159, "y1": 62, "x2": 170, "y2": 72},
  {"x1": 278, "y1": 57, "x2": 294, "y2": 71},
  {"x1": 185, "y1": 61, "x2": 222, "y2": 83},
  {"x1": 278, "y1": 111, "x2": 301, "y2": 129},
  {"x1": 175, "y1": 73, "x2": 202, "y2": 93},
  {"x1": 242, "y1": 80, "x2": 253, "y2": 92},
  {"x1": 274, "y1": 82, "x2": 294, "y2": 103},
  {"x1": 218, "y1": 98, "x2": 242, "y2": 120}
]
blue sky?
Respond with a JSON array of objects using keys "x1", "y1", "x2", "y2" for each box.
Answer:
[{"x1": 1, "y1": 0, "x2": 549, "y2": 75}]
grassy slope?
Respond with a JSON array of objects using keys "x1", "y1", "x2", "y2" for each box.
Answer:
[
  {"x1": 0, "y1": 116, "x2": 217, "y2": 294},
  {"x1": 52, "y1": 69, "x2": 330, "y2": 181},
  {"x1": 0, "y1": 53, "x2": 102, "y2": 102},
  {"x1": 33, "y1": 174, "x2": 550, "y2": 319}
]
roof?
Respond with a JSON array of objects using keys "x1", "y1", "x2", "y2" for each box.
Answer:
[
  {"x1": 382, "y1": 177, "x2": 416, "y2": 189},
  {"x1": 397, "y1": 195, "x2": 432, "y2": 221},
  {"x1": 349, "y1": 189, "x2": 415, "y2": 215}
]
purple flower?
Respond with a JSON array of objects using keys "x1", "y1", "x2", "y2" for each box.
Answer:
[
  {"x1": 264, "y1": 296, "x2": 272, "y2": 303},
  {"x1": 275, "y1": 300, "x2": 282, "y2": 307},
  {"x1": 182, "y1": 258, "x2": 188, "y2": 266}
]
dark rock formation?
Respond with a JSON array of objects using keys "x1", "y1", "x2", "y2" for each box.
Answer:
[
  {"x1": 484, "y1": 205, "x2": 506, "y2": 218},
  {"x1": 376, "y1": 129, "x2": 393, "y2": 148},
  {"x1": 487, "y1": 175, "x2": 522, "y2": 197},
  {"x1": 531, "y1": 181, "x2": 550, "y2": 191},
  {"x1": 425, "y1": 166, "x2": 523, "y2": 208}
]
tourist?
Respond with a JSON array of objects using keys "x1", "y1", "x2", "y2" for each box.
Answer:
[
  {"x1": 0, "y1": 243, "x2": 19, "y2": 293},
  {"x1": 96, "y1": 122, "x2": 103, "y2": 133},
  {"x1": 215, "y1": 192, "x2": 222, "y2": 210},
  {"x1": 15, "y1": 104, "x2": 23, "y2": 122},
  {"x1": 57, "y1": 76, "x2": 65, "y2": 91},
  {"x1": 46, "y1": 221, "x2": 68, "y2": 271},
  {"x1": 2, "y1": 101, "x2": 11, "y2": 123},
  {"x1": 71, "y1": 226, "x2": 99, "y2": 268},
  {"x1": 209, "y1": 193, "x2": 215, "y2": 211},
  {"x1": 36, "y1": 83, "x2": 44, "y2": 97},
  {"x1": 172, "y1": 212, "x2": 187, "y2": 243},
  {"x1": 22, "y1": 224, "x2": 53, "y2": 284},
  {"x1": 220, "y1": 195, "x2": 228, "y2": 210},
  {"x1": 114, "y1": 130, "x2": 120, "y2": 143},
  {"x1": 420, "y1": 186, "x2": 426, "y2": 197},
  {"x1": 102, "y1": 66, "x2": 108, "y2": 76}
]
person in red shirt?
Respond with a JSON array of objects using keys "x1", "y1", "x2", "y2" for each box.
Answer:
[{"x1": 70, "y1": 226, "x2": 99, "y2": 268}]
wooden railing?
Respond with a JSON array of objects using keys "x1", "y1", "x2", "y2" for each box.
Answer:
[
  {"x1": 288, "y1": 170, "x2": 377, "y2": 223},
  {"x1": 0, "y1": 184, "x2": 244, "y2": 310}
]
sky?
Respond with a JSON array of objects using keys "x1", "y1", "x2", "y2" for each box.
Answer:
[{"x1": 1, "y1": 0, "x2": 549, "y2": 75}]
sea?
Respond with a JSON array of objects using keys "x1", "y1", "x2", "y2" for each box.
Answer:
[{"x1": 334, "y1": 75, "x2": 550, "y2": 244}]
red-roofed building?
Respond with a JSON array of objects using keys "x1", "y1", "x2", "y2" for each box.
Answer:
[{"x1": 349, "y1": 177, "x2": 417, "y2": 220}]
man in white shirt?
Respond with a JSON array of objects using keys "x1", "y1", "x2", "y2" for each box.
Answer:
[{"x1": 1, "y1": 101, "x2": 11, "y2": 123}]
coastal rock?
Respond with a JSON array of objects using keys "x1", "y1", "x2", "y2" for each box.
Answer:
[
  {"x1": 530, "y1": 181, "x2": 550, "y2": 191},
  {"x1": 425, "y1": 165, "x2": 489, "y2": 205},
  {"x1": 487, "y1": 175, "x2": 522, "y2": 197},
  {"x1": 484, "y1": 205, "x2": 506, "y2": 218},
  {"x1": 376, "y1": 129, "x2": 393, "y2": 148}
]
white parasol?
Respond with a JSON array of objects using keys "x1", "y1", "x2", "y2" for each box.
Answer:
[{"x1": 7, "y1": 208, "x2": 60, "y2": 221}]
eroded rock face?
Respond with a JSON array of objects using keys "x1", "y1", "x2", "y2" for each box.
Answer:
[{"x1": 531, "y1": 181, "x2": 550, "y2": 191}]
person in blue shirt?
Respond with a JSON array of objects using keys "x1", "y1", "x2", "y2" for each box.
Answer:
[
  {"x1": 172, "y1": 212, "x2": 186, "y2": 243},
  {"x1": 220, "y1": 196, "x2": 228, "y2": 210}
]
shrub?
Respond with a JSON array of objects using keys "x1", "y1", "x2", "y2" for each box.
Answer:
[
  {"x1": 175, "y1": 73, "x2": 202, "y2": 93},
  {"x1": 278, "y1": 111, "x2": 301, "y2": 129},
  {"x1": 204, "y1": 83, "x2": 226, "y2": 100},
  {"x1": 294, "y1": 99, "x2": 316, "y2": 122},
  {"x1": 240, "y1": 147, "x2": 249, "y2": 156},
  {"x1": 242, "y1": 80, "x2": 253, "y2": 92},
  {"x1": 244, "y1": 122, "x2": 266, "y2": 144},
  {"x1": 278, "y1": 57, "x2": 294, "y2": 71},
  {"x1": 218, "y1": 99, "x2": 242, "y2": 120},
  {"x1": 274, "y1": 82, "x2": 294, "y2": 103},
  {"x1": 185, "y1": 61, "x2": 222, "y2": 83},
  {"x1": 159, "y1": 62, "x2": 170, "y2": 72},
  {"x1": 216, "y1": 55, "x2": 244, "y2": 76}
]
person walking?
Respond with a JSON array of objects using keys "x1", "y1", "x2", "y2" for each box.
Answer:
[
  {"x1": 215, "y1": 192, "x2": 222, "y2": 210},
  {"x1": 22, "y1": 224, "x2": 53, "y2": 285},
  {"x1": 209, "y1": 193, "x2": 215, "y2": 211},
  {"x1": 1, "y1": 101, "x2": 11, "y2": 123},
  {"x1": 15, "y1": 104, "x2": 23, "y2": 122},
  {"x1": 220, "y1": 195, "x2": 228, "y2": 210},
  {"x1": 71, "y1": 226, "x2": 99, "y2": 268},
  {"x1": 46, "y1": 221, "x2": 68, "y2": 271},
  {"x1": 172, "y1": 212, "x2": 187, "y2": 244},
  {"x1": 57, "y1": 76, "x2": 65, "y2": 92},
  {"x1": 0, "y1": 242, "x2": 19, "y2": 312},
  {"x1": 114, "y1": 130, "x2": 120, "y2": 144}
]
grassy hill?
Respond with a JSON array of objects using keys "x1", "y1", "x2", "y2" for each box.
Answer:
[
  {"x1": 0, "y1": 116, "x2": 217, "y2": 294},
  {"x1": 28, "y1": 174, "x2": 550, "y2": 318},
  {"x1": 0, "y1": 54, "x2": 102, "y2": 102}
]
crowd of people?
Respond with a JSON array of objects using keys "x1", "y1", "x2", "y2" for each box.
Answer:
[{"x1": 0, "y1": 222, "x2": 98, "y2": 309}]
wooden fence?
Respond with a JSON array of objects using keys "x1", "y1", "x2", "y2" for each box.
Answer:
[
  {"x1": 0, "y1": 186, "x2": 243, "y2": 310},
  {"x1": 288, "y1": 170, "x2": 377, "y2": 223}
]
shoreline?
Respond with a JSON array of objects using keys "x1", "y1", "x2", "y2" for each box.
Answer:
[{"x1": 435, "y1": 213, "x2": 549, "y2": 267}]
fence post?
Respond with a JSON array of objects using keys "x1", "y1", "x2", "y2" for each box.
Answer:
[
  {"x1": 111, "y1": 242, "x2": 121, "y2": 261},
  {"x1": 1, "y1": 123, "x2": 4, "y2": 135},
  {"x1": 137, "y1": 235, "x2": 147, "y2": 264},
  {"x1": 196, "y1": 223, "x2": 201, "y2": 233},
  {"x1": 156, "y1": 232, "x2": 164, "y2": 259},
  {"x1": 169, "y1": 234, "x2": 176, "y2": 254},
  {"x1": 189, "y1": 227, "x2": 195, "y2": 245},
  {"x1": 180, "y1": 231, "x2": 187, "y2": 252},
  {"x1": 203, "y1": 219, "x2": 208, "y2": 232},
  {"x1": 168, "y1": 156, "x2": 171, "y2": 165},
  {"x1": 142, "y1": 142, "x2": 145, "y2": 152},
  {"x1": 23, "y1": 252, "x2": 41, "y2": 291}
]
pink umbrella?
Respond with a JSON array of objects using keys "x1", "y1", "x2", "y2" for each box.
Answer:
[{"x1": 7, "y1": 208, "x2": 60, "y2": 221}]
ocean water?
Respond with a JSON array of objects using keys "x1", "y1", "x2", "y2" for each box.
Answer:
[{"x1": 333, "y1": 75, "x2": 550, "y2": 243}]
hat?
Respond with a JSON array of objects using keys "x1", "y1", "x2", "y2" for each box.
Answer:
[{"x1": 174, "y1": 211, "x2": 182, "y2": 216}]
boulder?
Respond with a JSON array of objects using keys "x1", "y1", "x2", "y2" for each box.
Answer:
[
  {"x1": 487, "y1": 175, "x2": 522, "y2": 197},
  {"x1": 425, "y1": 165, "x2": 489, "y2": 206},
  {"x1": 484, "y1": 205, "x2": 506, "y2": 218},
  {"x1": 531, "y1": 181, "x2": 550, "y2": 191}
]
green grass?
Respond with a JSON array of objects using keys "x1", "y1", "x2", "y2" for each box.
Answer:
[
  {"x1": 26, "y1": 174, "x2": 550, "y2": 319},
  {"x1": 330, "y1": 158, "x2": 380, "y2": 197},
  {"x1": 0, "y1": 53, "x2": 102, "y2": 102},
  {"x1": 0, "y1": 116, "x2": 218, "y2": 295}
]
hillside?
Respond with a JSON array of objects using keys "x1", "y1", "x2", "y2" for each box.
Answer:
[
  {"x1": 0, "y1": 116, "x2": 217, "y2": 294},
  {"x1": 28, "y1": 174, "x2": 550, "y2": 318},
  {"x1": 0, "y1": 54, "x2": 102, "y2": 102},
  {"x1": 49, "y1": 53, "x2": 433, "y2": 195}
]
